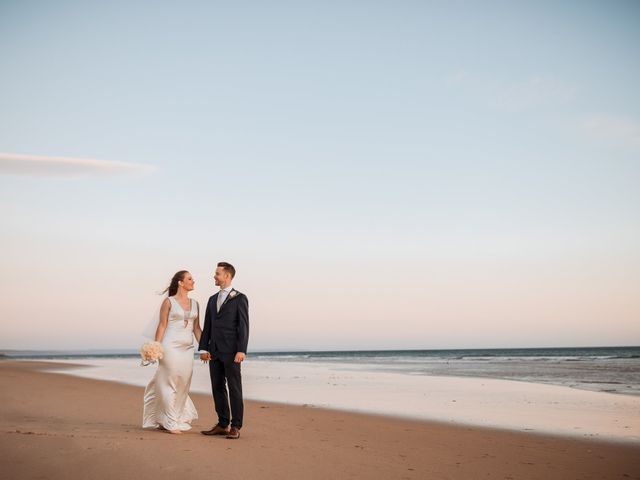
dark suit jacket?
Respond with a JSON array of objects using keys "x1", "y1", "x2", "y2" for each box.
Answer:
[{"x1": 198, "y1": 289, "x2": 249, "y2": 356}]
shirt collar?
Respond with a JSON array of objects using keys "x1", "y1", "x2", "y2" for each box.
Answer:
[{"x1": 220, "y1": 285, "x2": 233, "y2": 293}]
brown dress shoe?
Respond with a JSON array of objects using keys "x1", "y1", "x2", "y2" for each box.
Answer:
[
  {"x1": 201, "y1": 424, "x2": 230, "y2": 436},
  {"x1": 226, "y1": 427, "x2": 240, "y2": 439}
]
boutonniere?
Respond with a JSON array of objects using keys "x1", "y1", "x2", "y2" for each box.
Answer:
[{"x1": 229, "y1": 290, "x2": 238, "y2": 299}]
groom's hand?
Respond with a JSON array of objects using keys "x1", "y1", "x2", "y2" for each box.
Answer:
[
  {"x1": 234, "y1": 352, "x2": 246, "y2": 363},
  {"x1": 200, "y1": 352, "x2": 211, "y2": 363}
]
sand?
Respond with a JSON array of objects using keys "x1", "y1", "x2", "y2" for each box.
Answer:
[
  {"x1": 1, "y1": 360, "x2": 639, "y2": 480},
  {"x1": 47, "y1": 357, "x2": 640, "y2": 442}
]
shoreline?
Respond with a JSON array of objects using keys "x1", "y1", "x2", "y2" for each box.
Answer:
[
  {"x1": 1, "y1": 360, "x2": 639, "y2": 479},
  {"x1": 25, "y1": 359, "x2": 631, "y2": 445},
  {"x1": 37, "y1": 357, "x2": 640, "y2": 443},
  {"x1": 4, "y1": 345, "x2": 639, "y2": 397}
]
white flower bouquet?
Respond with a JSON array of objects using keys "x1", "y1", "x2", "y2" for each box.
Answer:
[{"x1": 140, "y1": 341, "x2": 164, "y2": 366}]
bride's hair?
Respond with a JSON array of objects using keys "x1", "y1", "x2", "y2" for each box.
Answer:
[{"x1": 162, "y1": 270, "x2": 189, "y2": 297}]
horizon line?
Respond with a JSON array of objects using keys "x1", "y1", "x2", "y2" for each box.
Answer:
[{"x1": 2, "y1": 344, "x2": 639, "y2": 355}]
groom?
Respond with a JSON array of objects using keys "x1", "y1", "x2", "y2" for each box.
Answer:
[{"x1": 199, "y1": 262, "x2": 249, "y2": 440}]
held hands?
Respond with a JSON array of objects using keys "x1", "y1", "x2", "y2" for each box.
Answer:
[{"x1": 199, "y1": 352, "x2": 244, "y2": 363}]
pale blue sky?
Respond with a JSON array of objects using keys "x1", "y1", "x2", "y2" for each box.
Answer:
[{"x1": 1, "y1": 1, "x2": 639, "y2": 351}]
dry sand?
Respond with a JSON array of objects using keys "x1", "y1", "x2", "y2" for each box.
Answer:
[{"x1": 1, "y1": 360, "x2": 639, "y2": 479}]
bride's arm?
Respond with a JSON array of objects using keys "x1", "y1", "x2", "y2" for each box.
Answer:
[
  {"x1": 193, "y1": 301, "x2": 202, "y2": 343},
  {"x1": 154, "y1": 298, "x2": 170, "y2": 343}
]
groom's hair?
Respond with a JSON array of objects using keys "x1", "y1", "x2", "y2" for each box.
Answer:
[{"x1": 217, "y1": 262, "x2": 236, "y2": 278}]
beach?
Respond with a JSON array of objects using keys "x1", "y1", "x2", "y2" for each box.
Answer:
[
  {"x1": 1, "y1": 360, "x2": 639, "y2": 479},
  {"x1": 43, "y1": 352, "x2": 640, "y2": 442}
]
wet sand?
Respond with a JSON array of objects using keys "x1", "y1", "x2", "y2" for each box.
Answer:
[{"x1": 1, "y1": 360, "x2": 639, "y2": 479}]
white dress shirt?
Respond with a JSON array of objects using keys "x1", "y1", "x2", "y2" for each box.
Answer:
[{"x1": 216, "y1": 285, "x2": 234, "y2": 312}]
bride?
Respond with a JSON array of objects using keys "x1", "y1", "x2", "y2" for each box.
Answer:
[{"x1": 143, "y1": 270, "x2": 201, "y2": 433}]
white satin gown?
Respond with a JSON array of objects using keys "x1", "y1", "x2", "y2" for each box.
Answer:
[{"x1": 143, "y1": 297, "x2": 199, "y2": 431}]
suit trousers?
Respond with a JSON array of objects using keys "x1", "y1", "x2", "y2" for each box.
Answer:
[{"x1": 209, "y1": 354, "x2": 244, "y2": 429}]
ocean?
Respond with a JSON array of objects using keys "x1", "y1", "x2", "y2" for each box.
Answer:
[{"x1": 4, "y1": 345, "x2": 639, "y2": 396}]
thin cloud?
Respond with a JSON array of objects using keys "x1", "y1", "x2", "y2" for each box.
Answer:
[
  {"x1": 443, "y1": 70, "x2": 470, "y2": 87},
  {"x1": 493, "y1": 75, "x2": 576, "y2": 111},
  {"x1": 0, "y1": 152, "x2": 155, "y2": 177},
  {"x1": 444, "y1": 72, "x2": 576, "y2": 112},
  {"x1": 581, "y1": 115, "x2": 640, "y2": 148}
]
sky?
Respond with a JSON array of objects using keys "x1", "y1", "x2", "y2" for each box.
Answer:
[{"x1": 1, "y1": 0, "x2": 639, "y2": 351}]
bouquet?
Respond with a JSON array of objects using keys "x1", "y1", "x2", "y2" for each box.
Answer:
[{"x1": 140, "y1": 341, "x2": 164, "y2": 366}]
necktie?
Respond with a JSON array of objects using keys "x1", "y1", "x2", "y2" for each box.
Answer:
[{"x1": 216, "y1": 290, "x2": 225, "y2": 312}]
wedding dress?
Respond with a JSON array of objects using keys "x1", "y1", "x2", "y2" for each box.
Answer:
[{"x1": 143, "y1": 297, "x2": 198, "y2": 431}]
